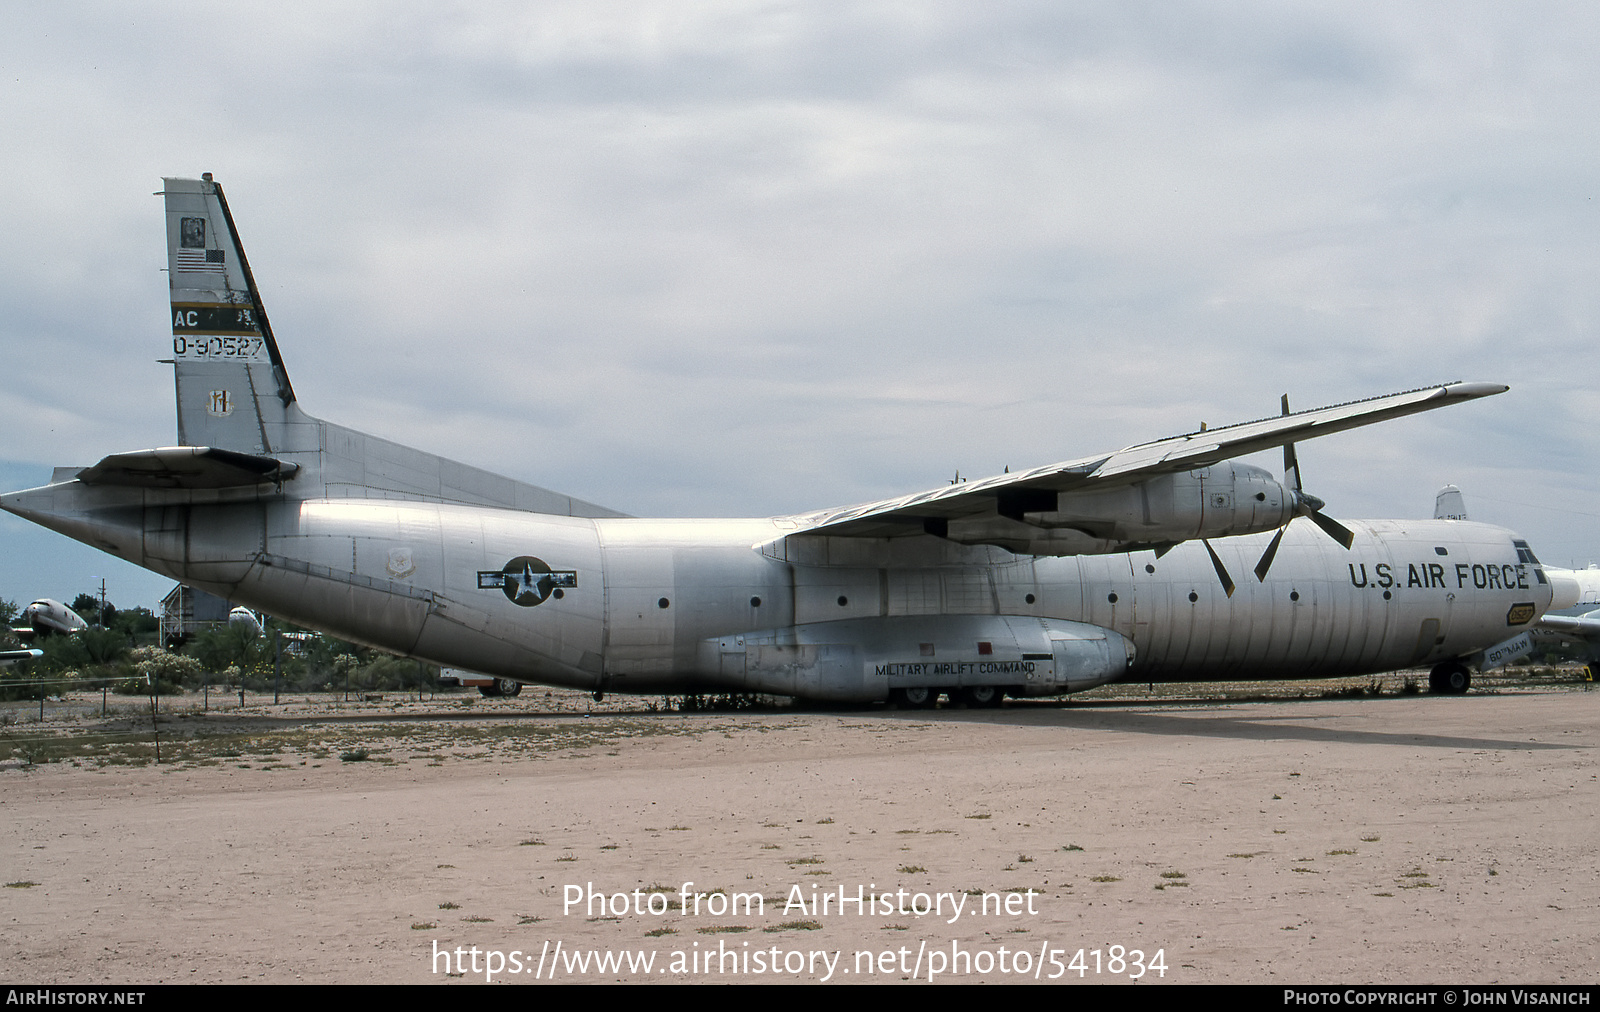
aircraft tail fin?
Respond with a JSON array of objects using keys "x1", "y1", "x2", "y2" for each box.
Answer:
[
  {"x1": 1434, "y1": 485, "x2": 1468, "y2": 521},
  {"x1": 164, "y1": 175, "x2": 310, "y2": 455}
]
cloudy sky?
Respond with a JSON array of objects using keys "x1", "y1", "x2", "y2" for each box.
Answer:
[{"x1": 2, "y1": 2, "x2": 1597, "y2": 610}]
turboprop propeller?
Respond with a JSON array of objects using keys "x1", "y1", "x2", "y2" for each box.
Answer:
[
  {"x1": 1252, "y1": 395, "x2": 1356, "y2": 583},
  {"x1": 1180, "y1": 395, "x2": 1358, "y2": 597}
]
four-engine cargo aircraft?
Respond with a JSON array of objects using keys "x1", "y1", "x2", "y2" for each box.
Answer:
[{"x1": 0, "y1": 176, "x2": 1575, "y2": 704}]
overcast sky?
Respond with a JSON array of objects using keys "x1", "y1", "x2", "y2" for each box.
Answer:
[{"x1": 3, "y1": 2, "x2": 1597, "y2": 610}]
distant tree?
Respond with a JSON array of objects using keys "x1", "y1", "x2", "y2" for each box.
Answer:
[
  {"x1": 69, "y1": 593, "x2": 116, "y2": 628},
  {"x1": 112, "y1": 606, "x2": 159, "y2": 640},
  {"x1": 187, "y1": 624, "x2": 272, "y2": 679},
  {"x1": 0, "y1": 596, "x2": 32, "y2": 696},
  {"x1": 356, "y1": 655, "x2": 435, "y2": 692},
  {"x1": 79, "y1": 628, "x2": 129, "y2": 665},
  {"x1": 36, "y1": 632, "x2": 90, "y2": 671}
]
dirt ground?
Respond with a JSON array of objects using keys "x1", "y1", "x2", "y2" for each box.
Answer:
[{"x1": 1, "y1": 676, "x2": 1597, "y2": 985}]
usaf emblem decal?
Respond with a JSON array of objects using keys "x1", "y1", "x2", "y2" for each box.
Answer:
[{"x1": 478, "y1": 556, "x2": 577, "y2": 607}]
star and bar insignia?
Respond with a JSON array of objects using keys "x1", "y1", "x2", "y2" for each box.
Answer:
[{"x1": 477, "y1": 556, "x2": 578, "y2": 607}]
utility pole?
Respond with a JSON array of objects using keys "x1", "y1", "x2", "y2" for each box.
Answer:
[{"x1": 88, "y1": 576, "x2": 107, "y2": 628}]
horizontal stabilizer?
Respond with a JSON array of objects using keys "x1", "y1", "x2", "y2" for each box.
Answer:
[{"x1": 75, "y1": 447, "x2": 299, "y2": 489}]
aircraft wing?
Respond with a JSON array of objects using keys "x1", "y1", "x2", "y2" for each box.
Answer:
[
  {"x1": 791, "y1": 381, "x2": 1507, "y2": 539},
  {"x1": 0, "y1": 648, "x2": 43, "y2": 666},
  {"x1": 1536, "y1": 614, "x2": 1600, "y2": 639}
]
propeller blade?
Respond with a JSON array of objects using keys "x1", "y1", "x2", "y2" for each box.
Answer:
[
  {"x1": 1275, "y1": 393, "x2": 1353, "y2": 551},
  {"x1": 1280, "y1": 394, "x2": 1302, "y2": 494},
  {"x1": 1202, "y1": 539, "x2": 1237, "y2": 597},
  {"x1": 1253, "y1": 527, "x2": 1287, "y2": 583},
  {"x1": 1308, "y1": 509, "x2": 1356, "y2": 550}
]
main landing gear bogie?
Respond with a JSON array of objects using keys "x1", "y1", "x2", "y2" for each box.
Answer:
[
  {"x1": 957, "y1": 685, "x2": 1005, "y2": 708},
  {"x1": 1428, "y1": 662, "x2": 1472, "y2": 695},
  {"x1": 890, "y1": 686, "x2": 941, "y2": 709},
  {"x1": 888, "y1": 685, "x2": 1008, "y2": 708}
]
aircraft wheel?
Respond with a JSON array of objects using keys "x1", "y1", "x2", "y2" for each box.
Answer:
[
  {"x1": 1429, "y1": 662, "x2": 1471, "y2": 695},
  {"x1": 497, "y1": 678, "x2": 523, "y2": 698},
  {"x1": 959, "y1": 685, "x2": 1004, "y2": 708},
  {"x1": 892, "y1": 687, "x2": 940, "y2": 709}
]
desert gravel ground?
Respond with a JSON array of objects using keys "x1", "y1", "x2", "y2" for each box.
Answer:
[{"x1": 1, "y1": 680, "x2": 1596, "y2": 985}]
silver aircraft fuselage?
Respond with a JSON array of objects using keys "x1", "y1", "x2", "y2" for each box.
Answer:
[{"x1": 1, "y1": 472, "x2": 1549, "y2": 701}]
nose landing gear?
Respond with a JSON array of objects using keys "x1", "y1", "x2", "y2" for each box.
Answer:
[{"x1": 1428, "y1": 662, "x2": 1471, "y2": 695}]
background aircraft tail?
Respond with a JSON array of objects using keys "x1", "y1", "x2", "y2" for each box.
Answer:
[{"x1": 1434, "y1": 484, "x2": 1468, "y2": 520}]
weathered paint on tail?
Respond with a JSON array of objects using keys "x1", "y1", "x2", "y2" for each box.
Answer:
[{"x1": 164, "y1": 175, "x2": 308, "y2": 455}]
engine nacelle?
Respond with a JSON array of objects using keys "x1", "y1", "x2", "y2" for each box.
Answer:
[{"x1": 943, "y1": 463, "x2": 1293, "y2": 556}]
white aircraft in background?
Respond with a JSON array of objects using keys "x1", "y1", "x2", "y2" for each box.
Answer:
[
  {"x1": 227, "y1": 606, "x2": 265, "y2": 636},
  {"x1": 1436, "y1": 485, "x2": 1600, "y2": 682},
  {"x1": 1536, "y1": 599, "x2": 1600, "y2": 683},
  {"x1": 2, "y1": 599, "x2": 85, "y2": 667},
  {"x1": 0, "y1": 177, "x2": 1563, "y2": 703},
  {"x1": 14, "y1": 599, "x2": 88, "y2": 640}
]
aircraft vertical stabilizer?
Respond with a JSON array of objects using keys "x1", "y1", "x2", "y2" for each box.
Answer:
[
  {"x1": 164, "y1": 176, "x2": 315, "y2": 456},
  {"x1": 1434, "y1": 485, "x2": 1468, "y2": 520}
]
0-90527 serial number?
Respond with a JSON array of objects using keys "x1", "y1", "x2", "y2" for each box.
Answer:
[{"x1": 172, "y1": 336, "x2": 267, "y2": 360}]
